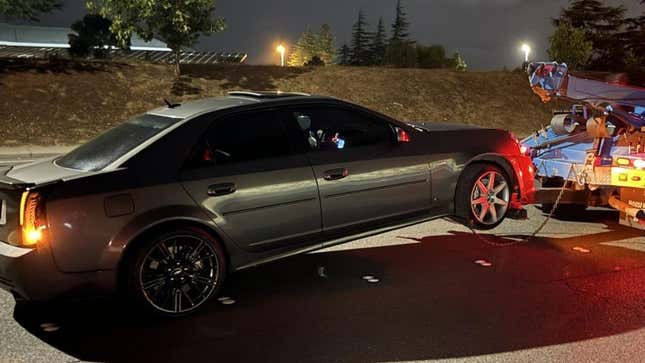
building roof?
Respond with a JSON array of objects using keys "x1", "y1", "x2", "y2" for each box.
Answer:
[{"x1": 0, "y1": 22, "x2": 170, "y2": 51}]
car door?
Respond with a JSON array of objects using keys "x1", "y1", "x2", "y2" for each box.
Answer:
[
  {"x1": 180, "y1": 109, "x2": 321, "y2": 251},
  {"x1": 280, "y1": 104, "x2": 432, "y2": 235}
]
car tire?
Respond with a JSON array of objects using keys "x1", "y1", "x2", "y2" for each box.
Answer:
[
  {"x1": 124, "y1": 227, "x2": 227, "y2": 317},
  {"x1": 456, "y1": 163, "x2": 512, "y2": 230}
]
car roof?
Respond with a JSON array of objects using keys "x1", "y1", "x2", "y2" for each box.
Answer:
[{"x1": 145, "y1": 91, "x2": 335, "y2": 119}]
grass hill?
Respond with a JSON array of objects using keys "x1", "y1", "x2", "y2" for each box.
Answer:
[{"x1": 0, "y1": 59, "x2": 556, "y2": 146}]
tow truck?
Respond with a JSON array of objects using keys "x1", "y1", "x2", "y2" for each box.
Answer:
[{"x1": 521, "y1": 62, "x2": 645, "y2": 229}]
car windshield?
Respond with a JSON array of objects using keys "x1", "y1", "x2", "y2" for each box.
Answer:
[{"x1": 56, "y1": 114, "x2": 182, "y2": 171}]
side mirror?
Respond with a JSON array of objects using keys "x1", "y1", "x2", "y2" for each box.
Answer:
[{"x1": 395, "y1": 127, "x2": 411, "y2": 143}]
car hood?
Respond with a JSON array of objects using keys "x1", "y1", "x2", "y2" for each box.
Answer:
[
  {"x1": 4, "y1": 157, "x2": 86, "y2": 185},
  {"x1": 407, "y1": 121, "x2": 484, "y2": 132}
]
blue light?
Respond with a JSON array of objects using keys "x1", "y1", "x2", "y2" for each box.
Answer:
[{"x1": 336, "y1": 138, "x2": 345, "y2": 149}]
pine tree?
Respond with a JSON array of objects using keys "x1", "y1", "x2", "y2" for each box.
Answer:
[
  {"x1": 317, "y1": 24, "x2": 337, "y2": 65},
  {"x1": 350, "y1": 9, "x2": 372, "y2": 66},
  {"x1": 370, "y1": 17, "x2": 387, "y2": 65},
  {"x1": 338, "y1": 44, "x2": 351, "y2": 65},
  {"x1": 622, "y1": 14, "x2": 645, "y2": 71},
  {"x1": 288, "y1": 28, "x2": 317, "y2": 66},
  {"x1": 390, "y1": 0, "x2": 411, "y2": 44},
  {"x1": 548, "y1": 22, "x2": 593, "y2": 69},
  {"x1": 553, "y1": 0, "x2": 627, "y2": 71}
]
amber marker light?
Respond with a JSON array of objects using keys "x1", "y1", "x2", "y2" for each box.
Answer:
[
  {"x1": 616, "y1": 157, "x2": 632, "y2": 166},
  {"x1": 20, "y1": 191, "x2": 46, "y2": 246}
]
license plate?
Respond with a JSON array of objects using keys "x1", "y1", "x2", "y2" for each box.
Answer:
[{"x1": 0, "y1": 200, "x2": 5, "y2": 226}]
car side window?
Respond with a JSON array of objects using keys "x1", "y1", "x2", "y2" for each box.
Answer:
[
  {"x1": 288, "y1": 107, "x2": 394, "y2": 152},
  {"x1": 185, "y1": 110, "x2": 292, "y2": 168}
]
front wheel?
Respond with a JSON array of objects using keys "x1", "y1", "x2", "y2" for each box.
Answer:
[
  {"x1": 124, "y1": 228, "x2": 227, "y2": 317},
  {"x1": 456, "y1": 164, "x2": 511, "y2": 230}
]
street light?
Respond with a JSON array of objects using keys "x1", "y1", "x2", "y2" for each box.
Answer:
[
  {"x1": 521, "y1": 43, "x2": 531, "y2": 63},
  {"x1": 276, "y1": 44, "x2": 286, "y2": 67}
]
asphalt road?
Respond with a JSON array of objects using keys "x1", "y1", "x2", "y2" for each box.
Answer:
[{"x1": 1, "y1": 206, "x2": 644, "y2": 363}]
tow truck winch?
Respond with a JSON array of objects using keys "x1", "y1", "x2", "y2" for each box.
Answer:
[{"x1": 521, "y1": 62, "x2": 645, "y2": 229}]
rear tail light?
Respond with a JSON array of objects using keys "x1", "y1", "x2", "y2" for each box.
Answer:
[
  {"x1": 634, "y1": 159, "x2": 645, "y2": 169},
  {"x1": 19, "y1": 191, "x2": 47, "y2": 247},
  {"x1": 615, "y1": 157, "x2": 632, "y2": 167}
]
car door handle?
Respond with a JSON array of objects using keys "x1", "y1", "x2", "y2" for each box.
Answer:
[
  {"x1": 207, "y1": 183, "x2": 236, "y2": 196},
  {"x1": 323, "y1": 168, "x2": 349, "y2": 181}
]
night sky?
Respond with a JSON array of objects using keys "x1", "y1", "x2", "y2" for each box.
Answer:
[{"x1": 11, "y1": 0, "x2": 644, "y2": 70}]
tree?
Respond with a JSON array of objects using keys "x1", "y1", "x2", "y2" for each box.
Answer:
[
  {"x1": 316, "y1": 24, "x2": 336, "y2": 65},
  {"x1": 288, "y1": 28, "x2": 317, "y2": 66},
  {"x1": 305, "y1": 55, "x2": 325, "y2": 66},
  {"x1": 288, "y1": 25, "x2": 336, "y2": 66},
  {"x1": 416, "y1": 44, "x2": 446, "y2": 68},
  {"x1": 622, "y1": 15, "x2": 645, "y2": 70},
  {"x1": 547, "y1": 22, "x2": 593, "y2": 70},
  {"x1": 88, "y1": 0, "x2": 226, "y2": 75},
  {"x1": 553, "y1": 0, "x2": 627, "y2": 71},
  {"x1": 370, "y1": 17, "x2": 387, "y2": 65},
  {"x1": 0, "y1": 0, "x2": 61, "y2": 21},
  {"x1": 68, "y1": 14, "x2": 122, "y2": 59},
  {"x1": 385, "y1": 40, "x2": 417, "y2": 68},
  {"x1": 390, "y1": 0, "x2": 411, "y2": 44},
  {"x1": 349, "y1": 9, "x2": 372, "y2": 66},
  {"x1": 453, "y1": 52, "x2": 467, "y2": 72},
  {"x1": 338, "y1": 44, "x2": 351, "y2": 65}
]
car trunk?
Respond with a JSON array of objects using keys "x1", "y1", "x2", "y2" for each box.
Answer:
[
  {"x1": 0, "y1": 158, "x2": 86, "y2": 245},
  {"x1": 0, "y1": 170, "x2": 30, "y2": 245}
]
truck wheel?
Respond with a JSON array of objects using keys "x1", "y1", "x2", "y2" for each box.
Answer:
[
  {"x1": 124, "y1": 228, "x2": 227, "y2": 317},
  {"x1": 456, "y1": 164, "x2": 511, "y2": 230}
]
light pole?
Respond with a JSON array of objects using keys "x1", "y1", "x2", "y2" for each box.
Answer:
[
  {"x1": 276, "y1": 44, "x2": 286, "y2": 67},
  {"x1": 521, "y1": 43, "x2": 531, "y2": 63}
]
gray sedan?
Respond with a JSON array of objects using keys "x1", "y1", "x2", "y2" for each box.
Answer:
[{"x1": 0, "y1": 92, "x2": 535, "y2": 316}]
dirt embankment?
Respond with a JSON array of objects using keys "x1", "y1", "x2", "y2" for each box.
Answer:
[{"x1": 0, "y1": 59, "x2": 556, "y2": 146}]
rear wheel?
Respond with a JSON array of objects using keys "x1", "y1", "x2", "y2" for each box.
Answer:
[
  {"x1": 456, "y1": 164, "x2": 511, "y2": 230},
  {"x1": 125, "y1": 228, "x2": 226, "y2": 317}
]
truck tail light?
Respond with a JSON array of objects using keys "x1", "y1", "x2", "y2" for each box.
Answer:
[
  {"x1": 615, "y1": 157, "x2": 632, "y2": 167},
  {"x1": 19, "y1": 191, "x2": 47, "y2": 246},
  {"x1": 634, "y1": 159, "x2": 645, "y2": 169}
]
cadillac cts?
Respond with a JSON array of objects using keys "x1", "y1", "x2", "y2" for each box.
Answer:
[{"x1": 0, "y1": 92, "x2": 535, "y2": 316}]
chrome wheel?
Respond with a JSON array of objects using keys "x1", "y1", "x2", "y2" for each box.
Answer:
[
  {"x1": 470, "y1": 171, "x2": 510, "y2": 225},
  {"x1": 139, "y1": 235, "x2": 220, "y2": 314}
]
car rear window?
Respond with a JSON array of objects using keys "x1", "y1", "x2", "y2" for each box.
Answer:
[{"x1": 56, "y1": 114, "x2": 183, "y2": 171}]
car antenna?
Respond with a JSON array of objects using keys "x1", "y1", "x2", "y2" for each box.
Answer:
[{"x1": 163, "y1": 98, "x2": 181, "y2": 109}]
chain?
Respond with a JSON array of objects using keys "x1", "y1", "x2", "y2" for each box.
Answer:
[{"x1": 467, "y1": 164, "x2": 575, "y2": 247}]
